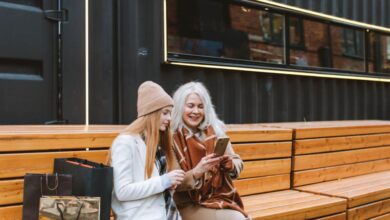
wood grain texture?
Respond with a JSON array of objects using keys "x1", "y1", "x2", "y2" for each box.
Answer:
[
  {"x1": 240, "y1": 159, "x2": 291, "y2": 179},
  {"x1": 294, "y1": 146, "x2": 390, "y2": 171},
  {"x1": 0, "y1": 179, "x2": 23, "y2": 205},
  {"x1": 294, "y1": 133, "x2": 390, "y2": 155},
  {"x1": 0, "y1": 150, "x2": 108, "y2": 178},
  {"x1": 0, "y1": 205, "x2": 22, "y2": 220},
  {"x1": 234, "y1": 174, "x2": 290, "y2": 196},
  {"x1": 293, "y1": 159, "x2": 390, "y2": 186},
  {"x1": 233, "y1": 142, "x2": 291, "y2": 160},
  {"x1": 297, "y1": 171, "x2": 390, "y2": 208}
]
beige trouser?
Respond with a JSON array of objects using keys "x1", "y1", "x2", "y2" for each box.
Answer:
[{"x1": 179, "y1": 204, "x2": 249, "y2": 220}]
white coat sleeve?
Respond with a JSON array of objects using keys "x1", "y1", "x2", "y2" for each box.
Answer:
[{"x1": 111, "y1": 136, "x2": 165, "y2": 201}]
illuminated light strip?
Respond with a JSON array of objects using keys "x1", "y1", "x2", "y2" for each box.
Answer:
[
  {"x1": 163, "y1": 0, "x2": 168, "y2": 62},
  {"x1": 169, "y1": 61, "x2": 390, "y2": 83},
  {"x1": 252, "y1": 0, "x2": 390, "y2": 33},
  {"x1": 85, "y1": 0, "x2": 89, "y2": 126}
]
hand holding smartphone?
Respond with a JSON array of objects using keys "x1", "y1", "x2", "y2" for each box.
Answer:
[{"x1": 213, "y1": 137, "x2": 230, "y2": 156}]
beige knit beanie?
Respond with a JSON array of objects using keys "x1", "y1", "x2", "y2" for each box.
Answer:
[{"x1": 137, "y1": 81, "x2": 174, "y2": 117}]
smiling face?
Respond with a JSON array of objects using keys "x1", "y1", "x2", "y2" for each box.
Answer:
[
  {"x1": 159, "y1": 106, "x2": 173, "y2": 131},
  {"x1": 182, "y1": 93, "x2": 204, "y2": 132}
]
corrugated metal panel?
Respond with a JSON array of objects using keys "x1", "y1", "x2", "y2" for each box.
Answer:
[{"x1": 90, "y1": 0, "x2": 390, "y2": 124}]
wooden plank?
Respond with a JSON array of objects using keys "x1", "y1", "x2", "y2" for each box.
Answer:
[
  {"x1": 248, "y1": 197, "x2": 346, "y2": 220},
  {"x1": 293, "y1": 159, "x2": 390, "y2": 186},
  {"x1": 264, "y1": 120, "x2": 390, "y2": 139},
  {"x1": 233, "y1": 142, "x2": 291, "y2": 160},
  {"x1": 242, "y1": 190, "x2": 308, "y2": 206},
  {"x1": 0, "y1": 125, "x2": 124, "y2": 139},
  {"x1": 297, "y1": 171, "x2": 390, "y2": 193},
  {"x1": 316, "y1": 212, "x2": 346, "y2": 220},
  {"x1": 294, "y1": 146, "x2": 390, "y2": 171},
  {"x1": 371, "y1": 212, "x2": 390, "y2": 220},
  {"x1": 234, "y1": 174, "x2": 290, "y2": 196},
  {"x1": 0, "y1": 205, "x2": 22, "y2": 220},
  {"x1": 297, "y1": 171, "x2": 390, "y2": 208},
  {"x1": 0, "y1": 137, "x2": 114, "y2": 152},
  {"x1": 239, "y1": 159, "x2": 291, "y2": 179},
  {"x1": 348, "y1": 198, "x2": 390, "y2": 220},
  {"x1": 0, "y1": 179, "x2": 23, "y2": 205},
  {"x1": 0, "y1": 150, "x2": 108, "y2": 178},
  {"x1": 226, "y1": 126, "x2": 292, "y2": 142},
  {"x1": 295, "y1": 133, "x2": 390, "y2": 155}
]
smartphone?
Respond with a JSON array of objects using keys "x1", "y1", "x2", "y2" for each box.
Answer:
[{"x1": 214, "y1": 137, "x2": 230, "y2": 156}]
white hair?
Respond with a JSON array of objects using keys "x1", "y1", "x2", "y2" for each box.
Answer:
[{"x1": 171, "y1": 82, "x2": 226, "y2": 137}]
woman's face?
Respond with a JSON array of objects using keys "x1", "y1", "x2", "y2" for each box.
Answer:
[
  {"x1": 160, "y1": 106, "x2": 173, "y2": 131},
  {"x1": 183, "y1": 93, "x2": 204, "y2": 131}
]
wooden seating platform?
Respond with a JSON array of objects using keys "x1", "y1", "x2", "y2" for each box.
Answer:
[
  {"x1": 0, "y1": 125, "x2": 125, "y2": 219},
  {"x1": 266, "y1": 121, "x2": 390, "y2": 220},
  {"x1": 228, "y1": 125, "x2": 347, "y2": 219}
]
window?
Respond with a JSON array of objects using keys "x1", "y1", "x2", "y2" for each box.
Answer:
[
  {"x1": 166, "y1": 0, "x2": 390, "y2": 77},
  {"x1": 259, "y1": 11, "x2": 284, "y2": 44},
  {"x1": 167, "y1": 0, "x2": 285, "y2": 64},
  {"x1": 330, "y1": 25, "x2": 364, "y2": 72},
  {"x1": 289, "y1": 18, "x2": 330, "y2": 68},
  {"x1": 289, "y1": 17, "x2": 304, "y2": 47},
  {"x1": 343, "y1": 29, "x2": 364, "y2": 58}
]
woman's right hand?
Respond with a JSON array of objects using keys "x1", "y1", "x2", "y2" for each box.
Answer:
[
  {"x1": 167, "y1": 169, "x2": 185, "y2": 187},
  {"x1": 192, "y1": 154, "x2": 222, "y2": 179}
]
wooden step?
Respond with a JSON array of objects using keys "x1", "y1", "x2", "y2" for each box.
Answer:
[
  {"x1": 0, "y1": 205, "x2": 22, "y2": 220},
  {"x1": 293, "y1": 159, "x2": 390, "y2": 186},
  {"x1": 348, "y1": 198, "x2": 390, "y2": 220},
  {"x1": 297, "y1": 171, "x2": 390, "y2": 208},
  {"x1": 242, "y1": 190, "x2": 347, "y2": 220}
]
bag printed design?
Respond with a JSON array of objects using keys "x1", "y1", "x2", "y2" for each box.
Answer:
[{"x1": 39, "y1": 196, "x2": 100, "y2": 220}]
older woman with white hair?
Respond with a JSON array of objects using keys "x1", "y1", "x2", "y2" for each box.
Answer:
[{"x1": 171, "y1": 82, "x2": 247, "y2": 220}]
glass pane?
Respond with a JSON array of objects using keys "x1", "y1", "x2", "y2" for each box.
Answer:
[
  {"x1": 289, "y1": 18, "x2": 330, "y2": 68},
  {"x1": 368, "y1": 32, "x2": 390, "y2": 73},
  {"x1": 330, "y1": 25, "x2": 364, "y2": 72},
  {"x1": 167, "y1": 0, "x2": 285, "y2": 64}
]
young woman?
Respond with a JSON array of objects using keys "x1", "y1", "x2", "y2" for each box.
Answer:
[
  {"x1": 110, "y1": 81, "x2": 185, "y2": 220},
  {"x1": 171, "y1": 82, "x2": 248, "y2": 220}
]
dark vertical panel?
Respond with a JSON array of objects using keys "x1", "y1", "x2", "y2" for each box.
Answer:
[
  {"x1": 89, "y1": 0, "x2": 116, "y2": 124},
  {"x1": 62, "y1": 0, "x2": 86, "y2": 123}
]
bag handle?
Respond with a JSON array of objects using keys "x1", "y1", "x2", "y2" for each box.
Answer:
[
  {"x1": 40, "y1": 173, "x2": 59, "y2": 195},
  {"x1": 55, "y1": 198, "x2": 84, "y2": 220}
]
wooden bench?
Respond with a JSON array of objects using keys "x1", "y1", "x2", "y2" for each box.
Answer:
[
  {"x1": 0, "y1": 125, "x2": 125, "y2": 219},
  {"x1": 269, "y1": 121, "x2": 390, "y2": 219},
  {"x1": 227, "y1": 125, "x2": 347, "y2": 219},
  {"x1": 0, "y1": 124, "x2": 349, "y2": 220}
]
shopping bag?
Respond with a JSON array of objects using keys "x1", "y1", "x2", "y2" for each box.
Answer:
[
  {"x1": 39, "y1": 196, "x2": 100, "y2": 220},
  {"x1": 54, "y1": 158, "x2": 113, "y2": 220},
  {"x1": 23, "y1": 173, "x2": 72, "y2": 220}
]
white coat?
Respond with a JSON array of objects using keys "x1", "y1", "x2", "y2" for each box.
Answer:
[{"x1": 111, "y1": 134, "x2": 167, "y2": 220}]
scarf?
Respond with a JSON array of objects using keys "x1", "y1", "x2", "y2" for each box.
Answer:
[
  {"x1": 155, "y1": 147, "x2": 182, "y2": 220},
  {"x1": 173, "y1": 126, "x2": 247, "y2": 217}
]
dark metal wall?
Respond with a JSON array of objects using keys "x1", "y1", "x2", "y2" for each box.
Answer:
[{"x1": 89, "y1": 0, "x2": 390, "y2": 124}]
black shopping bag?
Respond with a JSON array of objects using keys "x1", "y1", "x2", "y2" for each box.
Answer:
[
  {"x1": 22, "y1": 173, "x2": 72, "y2": 220},
  {"x1": 54, "y1": 158, "x2": 113, "y2": 220}
]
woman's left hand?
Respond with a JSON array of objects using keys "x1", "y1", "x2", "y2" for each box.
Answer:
[{"x1": 220, "y1": 155, "x2": 234, "y2": 171}]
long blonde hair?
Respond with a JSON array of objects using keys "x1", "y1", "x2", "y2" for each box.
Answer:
[{"x1": 120, "y1": 109, "x2": 174, "y2": 179}]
